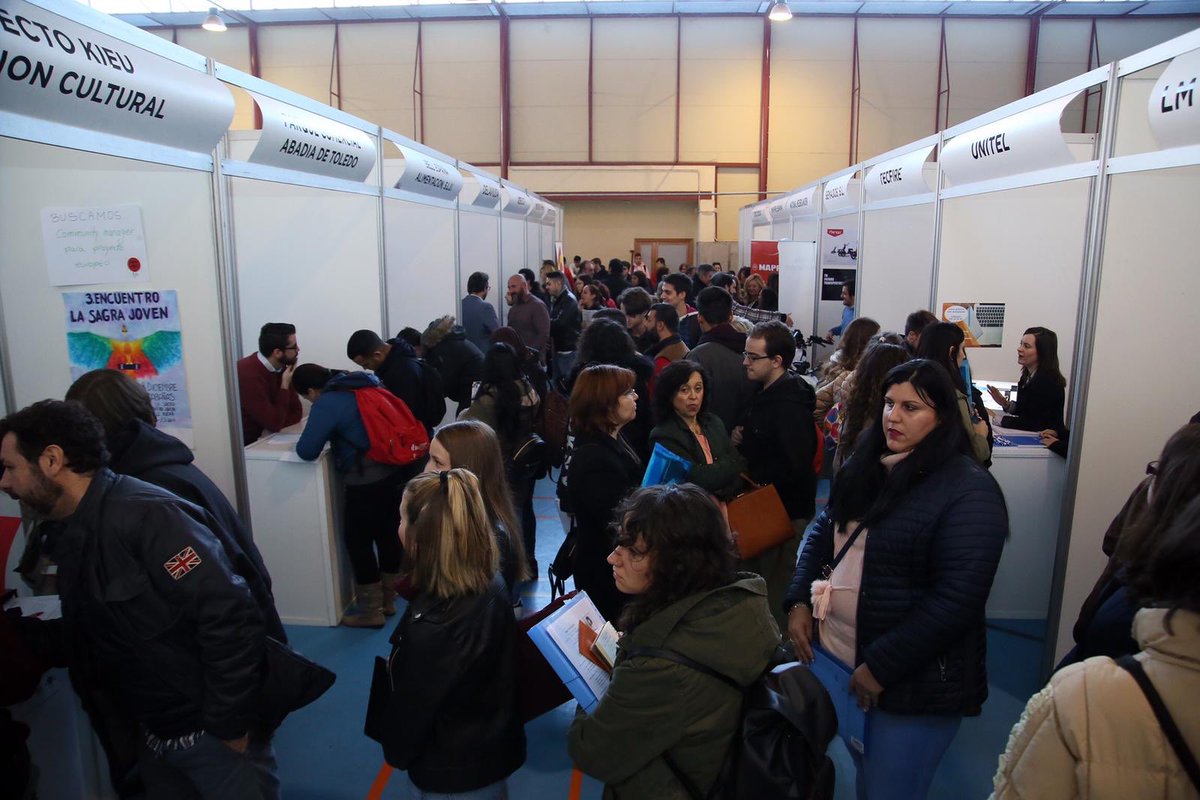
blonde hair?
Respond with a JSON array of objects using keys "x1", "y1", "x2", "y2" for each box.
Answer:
[
  {"x1": 432, "y1": 421, "x2": 530, "y2": 583},
  {"x1": 402, "y1": 469, "x2": 498, "y2": 600}
]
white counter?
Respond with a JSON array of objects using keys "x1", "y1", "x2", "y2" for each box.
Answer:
[{"x1": 244, "y1": 421, "x2": 352, "y2": 626}]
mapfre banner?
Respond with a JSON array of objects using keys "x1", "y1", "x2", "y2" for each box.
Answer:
[
  {"x1": 0, "y1": 0, "x2": 233, "y2": 153},
  {"x1": 750, "y1": 240, "x2": 780, "y2": 280}
]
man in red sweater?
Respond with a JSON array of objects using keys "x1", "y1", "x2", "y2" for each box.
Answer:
[{"x1": 237, "y1": 322, "x2": 302, "y2": 445}]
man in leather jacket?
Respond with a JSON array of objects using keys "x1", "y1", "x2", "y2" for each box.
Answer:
[{"x1": 0, "y1": 400, "x2": 277, "y2": 799}]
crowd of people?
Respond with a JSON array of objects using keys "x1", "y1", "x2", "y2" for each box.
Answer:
[{"x1": 1, "y1": 254, "x2": 1196, "y2": 800}]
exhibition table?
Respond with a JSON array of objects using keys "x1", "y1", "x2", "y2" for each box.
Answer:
[{"x1": 244, "y1": 421, "x2": 352, "y2": 626}]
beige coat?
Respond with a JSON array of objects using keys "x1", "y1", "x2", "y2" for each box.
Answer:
[{"x1": 992, "y1": 608, "x2": 1200, "y2": 800}]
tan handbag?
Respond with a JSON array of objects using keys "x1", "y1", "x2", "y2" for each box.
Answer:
[{"x1": 727, "y1": 476, "x2": 794, "y2": 559}]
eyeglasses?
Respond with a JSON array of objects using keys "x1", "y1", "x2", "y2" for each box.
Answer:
[
  {"x1": 741, "y1": 351, "x2": 771, "y2": 362},
  {"x1": 283, "y1": 345, "x2": 300, "y2": 352}
]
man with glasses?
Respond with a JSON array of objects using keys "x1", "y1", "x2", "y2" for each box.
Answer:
[
  {"x1": 237, "y1": 322, "x2": 303, "y2": 445},
  {"x1": 734, "y1": 320, "x2": 818, "y2": 630}
]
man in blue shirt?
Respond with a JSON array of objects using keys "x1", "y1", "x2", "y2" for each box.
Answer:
[
  {"x1": 461, "y1": 271, "x2": 499, "y2": 354},
  {"x1": 826, "y1": 278, "x2": 856, "y2": 340}
]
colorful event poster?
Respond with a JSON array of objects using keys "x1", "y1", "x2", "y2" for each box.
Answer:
[
  {"x1": 942, "y1": 301, "x2": 1006, "y2": 348},
  {"x1": 63, "y1": 290, "x2": 193, "y2": 446}
]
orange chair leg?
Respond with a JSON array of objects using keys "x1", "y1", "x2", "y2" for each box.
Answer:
[{"x1": 366, "y1": 763, "x2": 393, "y2": 800}]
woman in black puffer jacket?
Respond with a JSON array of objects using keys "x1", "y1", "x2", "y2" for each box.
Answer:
[{"x1": 784, "y1": 359, "x2": 1008, "y2": 800}]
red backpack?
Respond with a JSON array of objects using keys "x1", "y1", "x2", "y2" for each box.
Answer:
[{"x1": 351, "y1": 386, "x2": 430, "y2": 466}]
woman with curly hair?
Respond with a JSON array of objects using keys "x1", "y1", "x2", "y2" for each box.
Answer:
[
  {"x1": 567, "y1": 484, "x2": 780, "y2": 797},
  {"x1": 814, "y1": 316, "x2": 881, "y2": 424},
  {"x1": 834, "y1": 342, "x2": 911, "y2": 470}
]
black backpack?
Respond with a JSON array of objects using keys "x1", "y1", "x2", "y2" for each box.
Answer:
[
  {"x1": 627, "y1": 647, "x2": 838, "y2": 800},
  {"x1": 414, "y1": 357, "x2": 447, "y2": 429}
]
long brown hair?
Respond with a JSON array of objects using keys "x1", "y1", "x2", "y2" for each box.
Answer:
[
  {"x1": 402, "y1": 469, "x2": 497, "y2": 601},
  {"x1": 433, "y1": 420, "x2": 530, "y2": 583},
  {"x1": 839, "y1": 343, "x2": 911, "y2": 459},
  {"x1": 65, "y1": 369, "x2": 156, "y2": 440}
]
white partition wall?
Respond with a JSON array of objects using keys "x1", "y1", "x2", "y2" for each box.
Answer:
[
  {"x1": 384, "y1": 198, "x2": 458, "y2": 335},
  {"x1": 500, "y1": 184, "x2": 532, "y2": 284},
  {"x1": 1054, "y1": 31, "x2": 1200, "y2": 661},
  {"x1": 816, "y1": 173, "x2": 862, "y2": 351},
  {"x1": 769, "y1": 197, "x2": 792, "y2": 240},
  {"x1": 458, "y1": 173, "x2": 503, "y2": 326}
]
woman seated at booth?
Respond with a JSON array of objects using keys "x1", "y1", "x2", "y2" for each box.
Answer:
[
  {"x1": 293, "y1": 364, "x2": 422, "y2": 628},
  {"x1": 425, "y1": 420, "x2": 530, "y2": 596},
  {"x1": 648, "y1": 361, "x2": 745, "y2": 503},
  {"x1": 916, "y1": 322, "x2": 992, "y2": 464},
  {"x1": 986, "y1": 325, "x2": 1066, "y2": 433},
  {"x1": 567, "y1": 484, "x2": 780, "y2": 797},
  {"x1": 785, "y1": 359, "x2": 1008, "y2": 800},
  {"x1": 372, "y1": 469, "x2": 526, "y2": 800}
]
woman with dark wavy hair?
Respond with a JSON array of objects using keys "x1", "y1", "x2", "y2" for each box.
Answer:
[
  {"x1": 833, "y1": 342, "x2": 911, "y2": 470},
  {"x1": 567, "y1": 484, "x2": 780, "y2": 797}
]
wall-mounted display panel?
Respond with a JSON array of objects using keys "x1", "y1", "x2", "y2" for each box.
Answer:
[{"x1": 385, "y1": 198, "x2": 458, "y2": 337}]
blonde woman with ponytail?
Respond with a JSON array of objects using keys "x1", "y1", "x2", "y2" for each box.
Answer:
[{"x1": 373, "y1": 469, "x2": 526, "y2": 799}]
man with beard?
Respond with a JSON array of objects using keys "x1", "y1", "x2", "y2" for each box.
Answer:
[
  {"x1": 0, "y1": 400, "x2": 276, "y2": 798},
  {"x1": 237, "y1": 322, "x2": 302, "y2": 445},
  {"x1": 505, "y1": 274, "x2": 550, "y2": 365}
]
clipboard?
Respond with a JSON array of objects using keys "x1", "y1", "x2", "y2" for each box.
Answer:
[
  {"x1": 526, "y1": 592, "x2": 611, "y2": 713},
  {"x1": 809, "y1": 646, "x2": 871, "y2": 755}
]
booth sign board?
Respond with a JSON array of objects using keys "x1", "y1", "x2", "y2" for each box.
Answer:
[
  {"x1": 864, "y1": 145, "x2": 937, "y2": 203},
  {"x1": 1148, "y1": 48, "x2": 1200, "y2": 151},
  {"x1": 752, "y1": 206, "x2": 769, "y2": 225},
  {"x1": 941, "y1": 92, "x2": 1081, "y2": 186},
  {"x1": 248, "y1": 93, "x2": 377, "y2": 183},
  {"x1": 822, "y1": 175, "x2": 857, "y2": 214},
  {"x1": 502, "y1": 187, "x2": 532, "y2": 216},
  {"x1": 769, "y1": 200, "x2": 788, "y2": 221},
  {"x1": 787, "y1": 187, "x2": 819, "y2": 218},
  {"x1": 544, "y1": 209, "x2": 557, "y2": 224},
  {"x1": 469, "y1": 175, "x2": 502, "y2": 208},
  {"x1": 749, "y1": 240, "x2": 779, "y2": 281},
  {"x1": 393, "y1": 142, "x2": 464, "y2": 202},
  {"x1": 528, "y1": 202, "x2": 547, "y2": 222},
  {"x1": 0, "y1": 0, "x2": 233, "y2": 154}
]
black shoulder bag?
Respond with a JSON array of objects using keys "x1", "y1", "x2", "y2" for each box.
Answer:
[{"x1": 1116, "y1": 655, "x2": 1200, "y2": 791}]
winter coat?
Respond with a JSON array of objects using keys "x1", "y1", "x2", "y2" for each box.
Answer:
[
  {"x1": 646, "y1": 335, "x2": 690, "y2": 377},
  {"x1": 379, "y1": 575, "x2": 526, "y2": 793},
  {"x1": 992, "y1": 608, "x2": 1200, "y2": 800},
  {"x1": 738, "y1": 373, "x2": 818, "y2": 521},
  {"x1": 563, "y1": 432, "x2": 642, "y2": 622},
  {"x1": 108, "y1": 419, "x2": 284, "y2": 641},
  {"x1": 686, "y1": 324, "x2": 753, "y2": 434},
  {"x1": 422, "y1": 316, "x2": 485, "y2": 405},
  {"x1": 567, "y1": 354, "x2": 655, "y2": 465},
  {"x1": 295, "y1": 371, "x2": 400, "y2": 484},
  {"x1": 568, "y1": 575, "x2": 780, "y2": 799},
  {"x1": 1000, "y1": 370, "x2": 1066, "y2": 433},
  {"x1": 549, "y1": 290, "x2": 583, "y2": 353},
  {"x1": 648, "y1": 412, "x2": 745, "y2": 500},
  {"x1": 785, "y1": 454, "x2": 1008, "y2": 714},
  {"x1": 374, "y1": 338, "x2": 442, "y2": 433}
]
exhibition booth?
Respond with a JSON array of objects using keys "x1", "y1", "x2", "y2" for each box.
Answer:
[{"x1": 740, "y1": 27, "x2": 1200, "y2": 666}]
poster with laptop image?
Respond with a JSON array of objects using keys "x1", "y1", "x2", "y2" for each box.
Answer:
[{"x1": 942, "y1": 301, "x2": 1006, "y2": 348}]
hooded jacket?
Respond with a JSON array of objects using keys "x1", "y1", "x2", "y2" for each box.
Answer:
[
  {"x1": 992, "y1": 608, "x2": 1200, "y2": 800},
  {"x1": 738, "y1": 373, "x2": 818, "y2": 520},
  {"x1": 373, "y1": 338, "x2": 442, "y2": 432},
  {"x1": 568, "y1": 575, "x2": 780, "y2": 799},
  {"x1": 108, "y1": 419, "x2": 284, "y2": 641},
  {"x1": 295, "y1": 370, "x2": 400, "y2": 483},
  {"x1": 686, "y1": 324, "x2": 753, "y2": 434},
  {"x1": 422, "y1": 316, "x2": 484, "y2": 405}
]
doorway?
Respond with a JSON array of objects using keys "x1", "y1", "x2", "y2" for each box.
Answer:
[{"x1": 635, "y1": 238, "x2": 694, "y2": 274}]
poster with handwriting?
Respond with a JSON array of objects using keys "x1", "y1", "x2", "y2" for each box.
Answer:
[
  {"x1": 63, "y1": 289, "x2": 193, "y2": 446},
  {"x1": 42, "y1": 205, "x2": 148, "y2": 287}
]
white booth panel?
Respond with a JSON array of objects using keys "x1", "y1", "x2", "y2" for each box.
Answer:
[
  {"x1": 384, "y1": 198, "x2": 458, "y2": 335},
  {"x1": 752, "y1": 224, "x2": 771, "y2": 241},
  {"x1": 526, "y1": 219, "x2": 542, "y2": 267},
  {"x1": 771, "y1": 220, "x2": 792, "y2": 240},
  {"x1": 0, "y1": 138, "x2": 238, "y2": 501},
  {"x1": 817, "y1": 211, "x2": 860, "y2": 346},
  {"x1": 501, "y1": 216, "x2": 528, "y2": 282},
  {"x1": 858, "y1": 203, "x2": 937, "y2": 329},
  {"x1": 1058, "y1": 165, "x2": 1200, "y2": 660},
  {"x1": 541, "y1": 222, "x2": 556, "y2": 268},
  {"x1": 458, "y1": 211, "x2": 503, "y2": 325},
  {"x1": 935, "y1": 179, "x2": 1090, "y2": 387},
  {"x1": 232, "y1": 178, "x2": 382, "y2": 371}
]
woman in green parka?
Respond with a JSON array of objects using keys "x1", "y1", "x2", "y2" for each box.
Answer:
[
  {"x1": 567, "y1": 484, "x2": 781, "y2": 798},
  {"x1": 648, "y1": 361, "x2": 745, "y2": 503}
]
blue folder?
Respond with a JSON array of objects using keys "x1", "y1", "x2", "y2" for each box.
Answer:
[
  {"x1": 526, "y1": 593, "x2": 605, "y2": 713},
  {"x1": 641, "y1": 442, "x2": 693, "y2": 487},
  {"x1": 809, "y1": 646, "x2": 871, "y2": 755}
]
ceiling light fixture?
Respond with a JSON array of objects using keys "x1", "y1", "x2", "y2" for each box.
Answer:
[
  {"x1": 767, "y1": 0, "x2": 793, "y2": 22},
  {"x1": 202, "y1": 7, "x2": 227, "y2": 32}
]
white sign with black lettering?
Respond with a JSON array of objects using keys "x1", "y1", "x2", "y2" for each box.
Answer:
[
  {"x1": 941, "y1": 92, "x2": 1080, "y2": 186},
  {"x1": 786, "y1": 187, "x2": 819, "y2": 218},
  {"x1": 822, "y1": 175, "x2": 857, "y2": 214},
  {"x1": 502, "y1": 187, "x2": 531, "y2": 216},
  {"x1": 469, "y1": 174, "x2": 502, "y2": 208},
  {"x1": 769, "y1": 199, "x2": 788, "y2": 221},
  {"x1": 41, "y1": 204, "x2": 149, "y2": 286},
  {"x1": 865, "y1": 145, "x2": 936, "y2": 203},
  {"x1": 752, "y1": 206, "x2": 769, "y2": 225},
  {"x1": 529, "y1": 201, "x2": 547, "y2": 222},
  {"x1": 0, "y1": 0, "x2": 233, "y2": 153},
  {"x1": 393, "y1": 142, "x2": 464, "y2": 201},
  {"x1": 248, "y1": 93, "x2": 376, "y2": 183},
  {"x1": 1148, "y1": 47, "x2": 1200, "y2": 151}
]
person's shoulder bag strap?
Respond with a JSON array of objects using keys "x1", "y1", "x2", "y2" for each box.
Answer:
[{"x1": 1116, "y1": 654, "x2": 1200, "y2": 791}]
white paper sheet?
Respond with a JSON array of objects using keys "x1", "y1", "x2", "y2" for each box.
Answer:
[{"x1": 545, "y1": 593, "x2": 611, "y2": 702}]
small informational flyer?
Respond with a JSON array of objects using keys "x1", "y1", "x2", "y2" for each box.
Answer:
[
  {"x1": 821, "y1": 219, "x2": 859, "y2": 268},
  {"x1": 63, "y1": 289, "x2": 193, "y2": 446},
  {"x1": 942, "y1": 301, "x2": 1006, "y2": 348},
  {"x1": 821, "y1": 268, "x2": 856, "y2": 301},
  {"x1": 42, "y1": 205, "x2": 149, "y2": 287}
]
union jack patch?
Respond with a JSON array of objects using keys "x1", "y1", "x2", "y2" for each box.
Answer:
[{"x1": 164, "y1": 546, "x2": 202, "y2": 580}]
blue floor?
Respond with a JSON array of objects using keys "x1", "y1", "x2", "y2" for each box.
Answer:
[{"x1": 273, "y1": 477, "x2": 1045, "y2": 799}]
